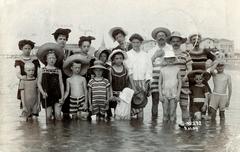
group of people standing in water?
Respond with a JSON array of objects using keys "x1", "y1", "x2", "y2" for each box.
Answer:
[{"x1": 15, "y1": 26, "x2": 232, "y2": 128}]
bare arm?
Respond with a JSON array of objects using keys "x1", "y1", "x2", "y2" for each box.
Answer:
[
  {"x1": 226, "y1": 75, "x2": 232, "y2": 107},
  {"x1": 15, "y1": 66, "x2": 25, "y2": 80},
  {"x1": 88, "y1": 88, "x2": 92, "y2": 110},
  {"x1": 177, "y1": 72, "x2": 182, "y2": 99},
  {"x1": 64, "y1": 78, "x2": 70, "y2": 101},
  {"x1": 58, "y1": 70, "x2": 64, "y2": 102},
  {"x1": 37, "y1": 68, "x2": 46, "y2": 97},
  {"x1": 210, "y1": 60, "x2": 219, "y2": 76},
  {"x1": 83, "y1": 78, "x2": 88, "y2": 108}
]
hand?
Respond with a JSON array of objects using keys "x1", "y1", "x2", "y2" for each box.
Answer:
[
  {"x1": 83, "y1": 103, "x2": 87, "y2": 110},
  {"x1": 182, "y1": 76, "x2": 188, "y2": 82},
  {"x1": 175, "y1": 96, "x2": 180, "y2": 102},
  {"x1": 225, "y1": 101, "x2": 230, "y2": 108},
  {"x1": 159, "y1": 96, "x2": 165, "y2": 102},
  {"x1": 89, "y1": 105, "x2": 93, "y2": 111},
  {"x1": 42, "y1": 92, "x2": 48, "y2": 99},
  {"x1": 21, "y1": 75, "x2": 27, "y2": 80},
  {"x1": 59, "y1": 98, "x2": 64, "y2": 105}
]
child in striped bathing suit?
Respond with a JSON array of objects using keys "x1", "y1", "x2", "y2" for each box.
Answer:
[
  {"x1": 62, "y1": 54, "x2": 89, "y2": 120},
  {"x1": 88, "y1": 60, "x2": 111, "y2": 121}
]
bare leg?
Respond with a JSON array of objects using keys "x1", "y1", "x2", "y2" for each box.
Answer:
[
  {"x1": 170, "y1": 99, "x2": 177, "y2": 123},
  {"x1": 162, "y1": 98, "x2": 169, "y2": 122},
  {"x1": 219, "y1": 111, "x2": 225, "y2": 120},
  {"x1": 210, "y1": 107, "x2": 216, "y2": 121},
  {"x1": 46, "y1": 107, "x2": 53, "y2": 120},
  {"x1": 54, "y1": 103, "x2": 62, "y2": 120}
]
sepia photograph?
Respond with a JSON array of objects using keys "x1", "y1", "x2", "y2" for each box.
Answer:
[{"x1": 0, "y1": 0, "x2": 239, "y2": 151}]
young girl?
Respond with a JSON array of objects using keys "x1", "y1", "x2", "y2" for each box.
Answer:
[
  {"x1": 94, "y1": 47, "x2": 112, "y2": 80},
  {"x1": 15, "y1": 40, "x2": 40, "y2": 109},
  {"x1": 188, "y1": 71, "x2": 211, "y2": 121},
  {"x1": 159, "y1": 50, "x2": 182, "y2": 124},
  {"x1": 37, "y1": 43, "x2": 64, "y2": 120},
  {"x1": 107, "y1": 49, "x2": 129, "y2": 120},
  {"x1": 88, "y1": 60, "x2": 110, "y2": 121}
]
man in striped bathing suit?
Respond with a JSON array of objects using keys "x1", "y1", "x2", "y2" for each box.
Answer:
[
  {"x1": 148, "y1": 27, "x2": 171, "y2": 119},
  {"x1": 167, "y1": 31, "x2": 193, "y2": 125}
]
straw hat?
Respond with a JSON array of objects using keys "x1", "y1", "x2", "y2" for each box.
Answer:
[
  {"x1": 63, "y1": 54, "x2": 90, "y2": 76},
  {"x1": 151, "y1": 27, "x2": 171, "y2": 40},
  {"x1": 36, "y1": 42, "x2": 64, "y2": 66},
  {"x1": 188, "y1": 33, "x2": 202, "y2": 41},
  {"x1": 166, "y1": 31, "x2": 187, "y2": 44},
  {"x1": 109, "y1": 27, "x2": 128, "y2": 41},
  {"x1": 108, "y1": 49, "x2": 127, "y2": 61},
  {"x1": 90, "y1": 60, "x2": 107, "y2": 70},
  {"x1": 131, "y1": 90, "x2": 148, "y2": 109}
]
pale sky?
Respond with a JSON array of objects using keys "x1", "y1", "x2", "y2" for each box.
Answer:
[{"x1": 0, "y1": 0, "x2": 239, "y2": 54}]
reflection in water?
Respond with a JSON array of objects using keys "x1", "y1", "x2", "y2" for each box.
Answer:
[{"x1": 0, "y1": 58, "x2": 240, "y2": 151}]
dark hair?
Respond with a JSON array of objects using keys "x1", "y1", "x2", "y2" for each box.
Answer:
[
  {"x1": 129, "y1": 33, "x2": 144, "y2": 42},
  {"x1": 112, "y1": 29, "x2": 126, "y2": 40},
  {"x1": 78, "y1": 36, "x2": 95, "y2": 47},
  {"x1": 18, "y1": 40, "x2": 35, "y2": 50},
  {"x1": 52, "y1": 28, "x2": 71, "y2": 41},
  {"x1": 112, "y1": 52, "x2": 124, "y2": 61},
  {"x1": 100, "y1": 50, "x2": 111, "y2": 59}
]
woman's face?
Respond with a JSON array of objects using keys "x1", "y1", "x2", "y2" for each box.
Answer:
[
  {"x1": 22, "y1": 44, "x2": 32, "y2": 56},
  {"x1": 99, "y1": 52, "x2": 108, "y2": 63},
  {"x1": 115, "y1": 33, "x2": 125, "y2": 44},
  {"x1": 131, "y1": 39, "x2": 142, "y2": 50},
  {"x1": 113, "y1": 54, "x2": 124, "y2": 65},
  {"x1": 81, "y1": 41, "x2": 91, "y2": 54},
  {"x1": 46, "y1": 53, "x2": 57, "y2": 66},
  {"x1": 56, "y1": 34, "x2": 67, "y2": 48}
]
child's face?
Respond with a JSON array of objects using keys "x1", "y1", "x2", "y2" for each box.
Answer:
[
  {"x1": 216, "y1": 65, "x2": 224, "y2": 73},
  {"x1": 113, "y1": 54, "x2": 124, "y2": 65},
  {"x1": 195, "y1": 75, "x2": 203, "y2": 84},
  {"x1": 93, "y1": 68, "x2": 103, "y2": 77},
  {"x1": 71, "y1": 63, "x2": 82, "y2": 74},
  {"x1": 99, "y1": 52, "x2": 108, "y2": 63},
  {"x1": 25, "y1": 67, "x2": 35, "y2": 77},
  {"x1": 46, "y1": 53, "x2": 57, "y2": 66},
  {"x1": 164, "y1": 57, "x2": 176, "y2": 64},
  {"x1": 22, "y1": 44, "x2": 32, "y2": 56},
  {"x1": 81, "y1": 41, "x2": 91, "y2": 54},
  {"x1": 56, "y1": 35, "x2": 67, "y2": 48}
]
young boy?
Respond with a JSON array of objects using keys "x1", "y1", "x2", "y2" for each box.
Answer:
[
  {"x1": 19, "y1": 62, "x2": 40, "y2": 121},
  {"x1": 188, "y1": 72, "x2": 210, "y2": 121},
  {"x1": 209, "y1": 61, "x2": 232, "y2": 120},
  {"x1": 63, "y1": 55, "x2": 89, "y2": 119},
  {"x1": 159, "y1": 51, "x2": 182, "y2": 124},
  {"x1": 88, "y1": 60, "x2": 111, "y2": 121}
]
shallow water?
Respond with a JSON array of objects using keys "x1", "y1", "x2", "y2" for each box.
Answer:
[{"x1": 0, "y1": 57, "x2": 240, "y2": 152}]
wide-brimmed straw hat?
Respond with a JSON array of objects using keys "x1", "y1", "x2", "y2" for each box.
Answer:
[
  {"x1": 188, "y1": 70, "x2": 211, "y2": 83},
  {"x1": 108, "y1": 49, "x2": 127, "y2": 61},
  {"x1": 63, "y1": 54, "x2": 90, "y2": 76},
  {"x1": 166, "y1": 31, "x2": 187, "y2": 44},
  {"x1": 151, "y1": 27, "x2": 171, "y2": 40},
  {"x1": 36, "y1": 42, "x2": 64, "y2": 66},
  {"x1": 109, "y1": 27, "x2": 128, "y2": 41},
  {"x1": 90, "y1": 60, "x2": 107, "y2": 70},
  {"x1": 188, "y1": 33, "x2": 202, "y2": 41},
  {"x1": 94, "y1": 47, "x2": 112, "y2": 60},
  {"x1": 131, "y1": 90, "x2": 148, "y2": 109}
]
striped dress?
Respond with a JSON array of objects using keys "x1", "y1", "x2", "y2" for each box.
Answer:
[
  {"x1": 88, "y1": 78, "x2": 110, "y2": 115},
  {"x1": 174, "y1": 50, "x2": 193, "y2": 106}
]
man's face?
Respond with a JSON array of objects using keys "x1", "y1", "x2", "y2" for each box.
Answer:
[
  {"x1": 190, "y1": 35, "x2": 201, "y2": 47},
  {"x1": 56, "y1": 35, "x2": 67, "y2": 48},
  {"x1": 156, "y1": 32, "x2": 167, "y2": 43},
  {"x1": 25, "y1": 67, "x2": 35, "y2": 77},
  {"x1": 131, "y1": 39, "x2": 142, "y2": 50},
  {"x1": 115, "y1": 33, "x2": 125, "y2": 44},
  {"x1": 171, "y1": 37, "x2": 182, "y2": 50},
  {"x1": 71, "y1": 63, "x2": 82, "y2": 74}
]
